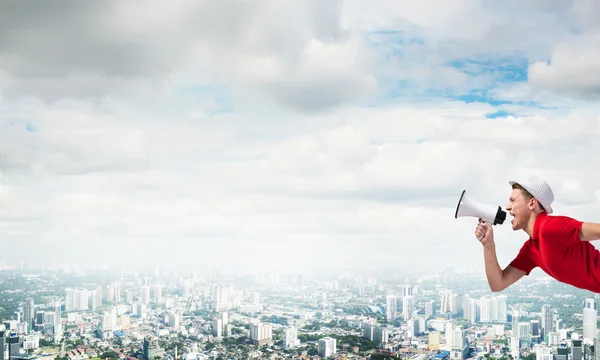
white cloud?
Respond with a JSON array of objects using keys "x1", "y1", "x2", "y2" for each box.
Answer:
[
  {"x1": 0, "y1": 1, "x2": 599, "y2": 273},
  {"x1": 528, "y1": 32, "x2": 600, "y2": 100},
  {"x1": 0, "y1": 0, "x2": 373, "y2": 113}
]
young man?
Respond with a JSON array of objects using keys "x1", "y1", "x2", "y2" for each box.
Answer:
[{"x1": 475, "y1": 175, "x2": 600, "y2": 293}]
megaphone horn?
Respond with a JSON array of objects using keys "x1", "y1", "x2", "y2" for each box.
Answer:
[{"x1": 454, "y1": 190, "x2": 507, "y2": 225}]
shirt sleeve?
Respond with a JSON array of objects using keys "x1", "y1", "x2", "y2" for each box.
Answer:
[
  {"x1": 508, "y1": 241, "x2": 536, "y2": 275},
  {"x1": 539, "y1": 215, "x2": 584, "y2": 248}
]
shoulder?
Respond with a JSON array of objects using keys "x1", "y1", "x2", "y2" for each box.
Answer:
[
  {"x1": 538, "y1": 214, "x2": 583, "y2": 237},
  {"x1": 540, "y1": 214, "x2": 582, "y2": 228}
]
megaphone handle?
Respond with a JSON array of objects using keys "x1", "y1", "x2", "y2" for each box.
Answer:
[{"x1": 477, "y1": 218, "x2": 489, "y2": 241}]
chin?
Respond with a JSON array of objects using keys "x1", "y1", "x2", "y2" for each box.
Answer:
[{"x1": 510, "y1": 220, "x2": 519, "y2": 231}]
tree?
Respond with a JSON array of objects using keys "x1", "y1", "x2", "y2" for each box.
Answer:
[{"x1": 101, "y1": 351, "x2": 119, "y2": 360}]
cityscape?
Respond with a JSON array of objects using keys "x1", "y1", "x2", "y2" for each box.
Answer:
[{"x1": 0, "y1": 262, "x2": 597, "y2": 360}]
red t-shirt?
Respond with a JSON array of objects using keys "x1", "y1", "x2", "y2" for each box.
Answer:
[{"x1": 509, "y1": 212, "x2": 600, "y2": 293}]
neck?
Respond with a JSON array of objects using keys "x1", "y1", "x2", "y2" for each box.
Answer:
[{"x1": 524, "y1": 212, "x2": 542, "y2": 238}]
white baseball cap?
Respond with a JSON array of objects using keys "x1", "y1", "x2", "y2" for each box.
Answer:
[{"x1": 508, "y1": 175, "x2": 555, "y2": 214}]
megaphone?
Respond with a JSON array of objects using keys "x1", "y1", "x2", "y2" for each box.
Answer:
[{"x1": 454, "y1": 190, "x2": 507, "y2": 225}]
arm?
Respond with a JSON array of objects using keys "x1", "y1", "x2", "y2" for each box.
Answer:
[
  {"x1": 483, "y1": 244, "x2": 526, "y2": 292},
  {"x1": 580, "y1": 222, "x2": 600, "y2": 241}
]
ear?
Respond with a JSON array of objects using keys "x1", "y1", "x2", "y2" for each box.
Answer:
[{"x1": 528, "y1": 198, "x2": 537, "y2": 210}]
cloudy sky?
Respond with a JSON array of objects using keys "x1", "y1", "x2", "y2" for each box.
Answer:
[{"x1": 1, "y1": 0, "x2": 599, "y2": 274}]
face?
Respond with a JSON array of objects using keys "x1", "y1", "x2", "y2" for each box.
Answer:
[{"x1": 506, "y1": 189, "x2": 536, "y2": 231}]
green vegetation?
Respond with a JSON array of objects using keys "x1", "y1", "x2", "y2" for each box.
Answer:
[
  {"x1": 99, "y1": 351, "x2": 119, "y2": 360},
  {"x1": 301, "y1": 323, "x2": 321, "y2": 331},
  {"x1": 333, "y1": 335, "x2": 378, "y2": 352},
  {"x1": 297, "y1": 334, "x2": 321, "y2": 343},
  {"x1": 370, "y1": 355, "x2": 400, "y2": 360},
  {"x1": 39, "y1": 340, "x2": 55, "y2": 348},
  {"x1": 220, "y1": 336, "x2": 247, "y2": 346},
  {"x1": 260, "y1": 315, "x2": 288, "y2": 326},
  {"x1": 160, "y1": 340, "x2": 185, "y2": 352}
]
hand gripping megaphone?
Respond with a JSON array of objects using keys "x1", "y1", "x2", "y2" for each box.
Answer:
[{"x1": 454, "y1": 190, "x2": 507, "y2": 225}]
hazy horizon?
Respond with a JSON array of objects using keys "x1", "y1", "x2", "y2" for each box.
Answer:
[{"x1": 0, "y1": 1, "x2": 599, "y2": 273}]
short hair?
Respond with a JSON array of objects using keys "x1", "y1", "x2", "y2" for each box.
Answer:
[{"x1": 512, "y1": 183, "x2": 545, "y2": 212}]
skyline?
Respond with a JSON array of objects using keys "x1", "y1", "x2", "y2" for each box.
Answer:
[
  {"x1": 0, "y1": 1, "x2": 599, "y2": 272},
  {"x1": 1, "y1": 261, "x2": 594, "y2": 360}
]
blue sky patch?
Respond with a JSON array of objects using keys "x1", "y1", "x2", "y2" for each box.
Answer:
[
  {"x1": 485, "y1": 110, "x2": 514, "y2": 119},
  {"x1": 445, "y1": 54, "x2": 529, "y2": 83},
  {"x1": 453, "y1": 92, "x2": 511, "y2": 107},
  {"x1": 363, "y1": 28, "x2": 536, "y2": 112},
  {"x1": 362, "y1": 27, "x2": 534, "y2": 103},
  {"x1": 364, "y1": 29, "x2": 425, "y2": 48}
]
